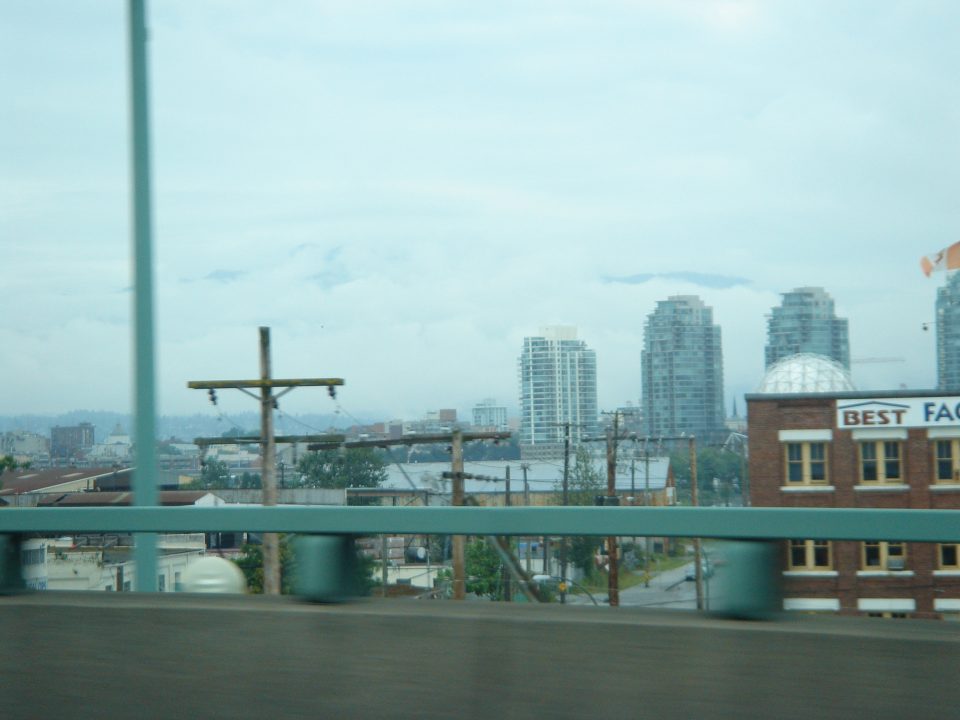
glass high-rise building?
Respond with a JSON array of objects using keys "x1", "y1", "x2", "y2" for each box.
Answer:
[
  {"x1": 642, "y1": 296, "x2": 725, "y2": 439},
  {"x1": 765, "y1": 287, "x2": 849, "y2": 369},
  {"x1": 518, "y1": 326, "x2": 598, "y2": 456},
  {"x1": 936, "y1": 272, "x2": 960, "y2": 390}
]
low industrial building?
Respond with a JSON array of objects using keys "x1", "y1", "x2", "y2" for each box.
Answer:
[
  {"x1": 20, "y1": 534, "x2": 206, "y2": 592},
  {"x1": 0, "y1": 466, "x2": 135, "y2": 506}
]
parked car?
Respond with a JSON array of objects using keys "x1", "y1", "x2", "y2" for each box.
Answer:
[{"x1": 685, "y1": 558, "x2": 713, "y2": 581}]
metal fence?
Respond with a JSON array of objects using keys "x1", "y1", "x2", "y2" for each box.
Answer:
[{"x1": 1, "y1": 505, "x2": 958, "y2": 540}]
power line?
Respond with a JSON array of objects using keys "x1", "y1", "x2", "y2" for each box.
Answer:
[
  {"x1": 333, "y1": 401, "x2": 366, "y2": 428},
  {"x1": 274, "y1": 407, "x2": 328, "y2": 435}
]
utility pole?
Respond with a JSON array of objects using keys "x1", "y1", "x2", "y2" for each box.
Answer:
[
  {"x1": 505, "y1": 465, "x2": 511, "y2": 507},
  {"x1": 451, "y1": 429, "x2": 466, "y2": 600},
  {"x1": 644, "y1": 441, "x2": 652, "y2": 587},
  {"x1": 690, "y1": 435, "x2": 704, "y2": 611},
  {"x1": 258, "y1": 328, "x2": 280, "y2": 595},
  {"x1": 503, "y1": 465, "x2": 511, "y2": 601},
  {"x1": 522, "y1": 463, "x2": 531, "y2": 574},
  {"x1": 606, "y1": 415, "x2": 620, "y2": 607},
  {"x1": 187, "y1": 327, "x2": 344, "y2": 595},
  {"x1": 560, "y1": 421, "x2": 570, "y2": 604},
  {"x1": 630, "y1": 454, "x2": 636, "y2": 579},
  {"x1": 381, "y1": 535, "x2": 389, "y2": 590},
  {"x1": 360, "y1": 430, "x2": 510, "y2": 599}
]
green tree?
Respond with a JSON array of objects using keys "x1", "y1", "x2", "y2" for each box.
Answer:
[
  {"x1": 558, "y1": 447, "x2": 605, "y2": 577},
  {"x1": 353, "y1": 548, "x2": 379, "y2": 596},
  {"x1": 297, "y1": 448, "x2": 387, "y2": 490},
  {"x1": 564, "y1": 446, "x2": 605, "y2": 506},
  {"x1": 670, "y1": 447, "x2": 743, "y2": 504},
  {"x1": 233, "y1": 536, "x2": 378, "y2": 596},
  {"x1": 238, "y1": 471, "x2": 261, "y2": 489},
  {"x1": 0, "y1": 454, "x2": 21, "y2": 474},
  {"x1": 233, "y1": 535, "x2": 296, "y2": 594},
  {"x1": 199, "y1": 458, "x2": 232, "y2": 488},
  {"x1": 463, "y1": 435, "x2": 521, "y2": 461},
  {"x1": 465, "y1": 539, "x2": 502, "y2": 599},
  {"x1": 220, "y1": 426, "x2": 257, "y2": 439}
]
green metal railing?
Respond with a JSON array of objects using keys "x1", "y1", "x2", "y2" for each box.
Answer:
[
  {"x1": 1, "y1": 506, "x2": 959, "y2": 541},
  {"x1": 4, "y1": 505, "x2": 958, "y2": 612}
]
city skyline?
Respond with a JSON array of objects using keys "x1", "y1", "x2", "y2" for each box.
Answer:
[
  {"x1": 3, "y1": 3, "x2": 956, "y2": 419},
  {"x1": 1, "y1": 273, "x2": 954, "y2": 424},
  {"x1": 0, "y1": 275, "x2": 953, "y2": 423}
]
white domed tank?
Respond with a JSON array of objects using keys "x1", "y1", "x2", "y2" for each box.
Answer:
[
  {"x1": 756, "y1": 353, "x2": 855, "y2": 394},
  {"x1": 179, "y1": 557, "x2": 247, "y2": 593}
]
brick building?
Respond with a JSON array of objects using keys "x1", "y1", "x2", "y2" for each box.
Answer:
[
  {"x1": 50, "y1": 422, "x2": 95, "y2": 461},
  {"x1": 747, "y1": 389, "x2": 960, "y2": 619}
]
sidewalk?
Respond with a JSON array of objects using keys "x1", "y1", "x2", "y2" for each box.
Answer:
[{"x1": 565, "y1": 559, "x2": 697, "y2": 608}]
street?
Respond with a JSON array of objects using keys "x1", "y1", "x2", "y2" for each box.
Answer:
[
  {"x1": 566, "y1": 560, "x2": 699, "y2": 609},
  {"x1": 618, "y1": 561, "x2": 698, "y2": 609}
]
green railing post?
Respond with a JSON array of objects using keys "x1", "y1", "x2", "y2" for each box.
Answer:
[
  {"x1": 292, "y1": 535, "x2": 357, "y2": 602},
  {"x1": 128, "y1": 0, "x2": 158, "y2": 591},
  {"x1": 0, "y1": 536, "x2": 25, "y2": 595},
  {"x1": 708, "y1": 541, "x2": 781, "y2": 620}
]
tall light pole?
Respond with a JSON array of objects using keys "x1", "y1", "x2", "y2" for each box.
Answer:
[{"x1": 128, "y1": 0, "x2": 158, "y2": 591}]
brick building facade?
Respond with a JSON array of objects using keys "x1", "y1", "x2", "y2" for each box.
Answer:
[
  {"x1": 747, "y1": 390, "x2": 960, "y2": 619},
  {"x1": 50, "y1": 422, "x2": 95, "y2": 461}
]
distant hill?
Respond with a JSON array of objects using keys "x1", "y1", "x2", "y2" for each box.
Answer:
[{"x1": 0, "y1": 411, "x2": 358, "y2": 444}]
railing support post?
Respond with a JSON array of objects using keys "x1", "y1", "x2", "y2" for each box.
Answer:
[
  {"x1": 292, "y1": 535, "x2": 356, "y2": 602},
  {"x1": 708, "y1": 540, "x2": 781, "y2": 620},
  {"x1": 0, "y1": 536, "x2": 25, "y2": 594}
]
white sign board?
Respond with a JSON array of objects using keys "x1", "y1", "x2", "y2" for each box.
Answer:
[{"x1": 836, "y1": 397, "x2": 960, "y2": 429}]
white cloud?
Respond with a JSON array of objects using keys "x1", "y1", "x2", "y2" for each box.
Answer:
[{"x1": 0, "y1": 1, "x2": 955, "y2": 422}]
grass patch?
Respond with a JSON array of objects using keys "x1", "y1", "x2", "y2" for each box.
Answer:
[{"x1": 574, "y1": 554, "x2": 692, "y2": 594}]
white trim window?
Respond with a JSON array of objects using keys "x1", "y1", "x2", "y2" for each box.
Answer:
[
  {"x1": 858, "y1": 441, "x2": 902, "y2": 484},
  {"x1": 788, "y1": 540, "x2": 832, "y2": 571},
  {"x1": 939, "y1": 544, "x2": 960, "y2": 570},
  {"x1": 785, "y1": 442, "x2": 828, "y2": 485},
  {"x1": 862, "y1": 541, "x2": 907, "y2": 571},
  {"x1": 935, "y1": 439, "x2": 960, "y2": 484}
]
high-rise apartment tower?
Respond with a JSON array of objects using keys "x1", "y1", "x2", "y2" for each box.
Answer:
[
  {"x1": 472, "y1": 399, "x2": 509, "y2": 431},
  {"x1": 936, "y1": 272, "x2": 960, "y2": 390},
  {"x1": 518, "y1": 326, "x2": 598, "y2": 457},
  {"x1": 765, "y1": 287, "x2": 850, "y2": 369},
  {"x1": 642, "y1": 296, "x2": 725, "y2": 440}
]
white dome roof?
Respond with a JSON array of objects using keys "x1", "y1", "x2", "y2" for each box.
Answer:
[{"x1": 757, "y1": 353, "x2": 855, "y2": 394}]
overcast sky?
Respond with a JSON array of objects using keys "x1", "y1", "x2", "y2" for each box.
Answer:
[{"x1": 3, "y1": 1, "x2": 959, "y2": 423}]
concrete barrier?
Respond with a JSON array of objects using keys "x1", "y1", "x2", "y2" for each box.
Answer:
[{"x1": 3, "y1": 593, "x2": 960, "y2": 719}]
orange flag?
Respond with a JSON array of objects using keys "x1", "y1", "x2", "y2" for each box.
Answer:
[{"x1": 921, "y1": 242, "x2": 960, "y2": 277}]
